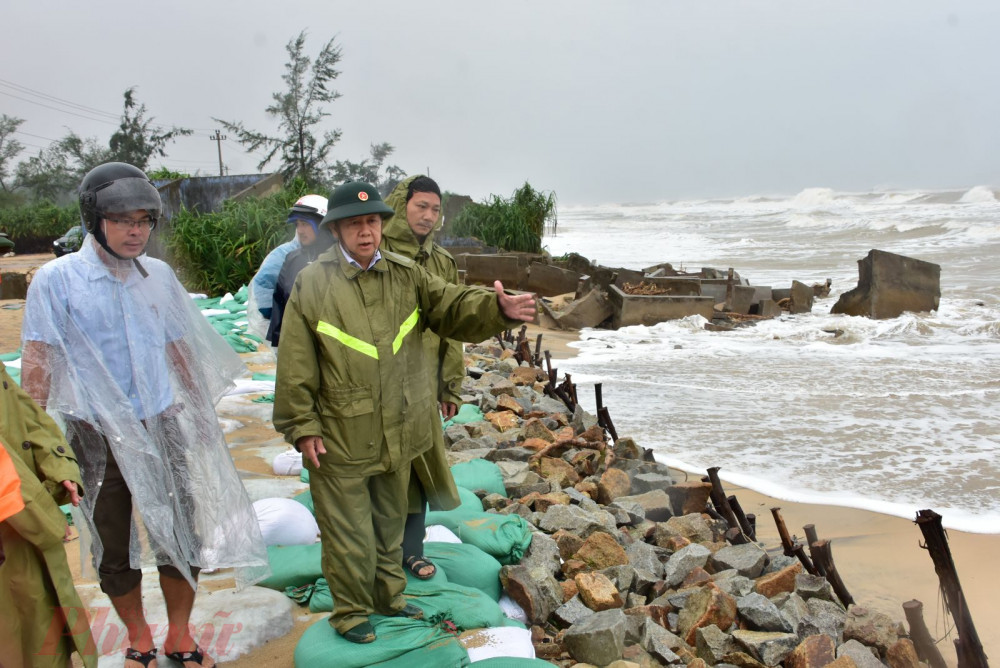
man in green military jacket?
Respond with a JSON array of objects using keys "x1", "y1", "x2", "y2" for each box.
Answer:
[
  {"x1": 273, "y1": 181, "x2": 535, "y2": 643},
  {"x1": 0, "y1": 363, "x2": 96, "y2": 668},
  {"x1": 382, "y1": 175, "x2": 462, "y2": 580}
]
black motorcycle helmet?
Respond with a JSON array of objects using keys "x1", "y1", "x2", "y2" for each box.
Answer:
[{"x1": 78, "y1": 162, "x2": 162, "y2": 263}]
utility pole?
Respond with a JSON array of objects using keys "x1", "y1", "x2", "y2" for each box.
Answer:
[{"x1": 209, "y1": 130, "x2": 227, "y2": 176}]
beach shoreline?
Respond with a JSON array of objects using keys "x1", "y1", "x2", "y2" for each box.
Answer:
[{"x1": 1, "y1": 254, "x2": 994, "y2": 665}]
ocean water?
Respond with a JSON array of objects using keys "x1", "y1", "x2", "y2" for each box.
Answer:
[{"x1": 543, "y1": 187, "x2": 1000, "y2": 534}]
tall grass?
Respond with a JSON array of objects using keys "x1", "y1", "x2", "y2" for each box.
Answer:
[
  {"x1": 450, "y1": 182, "x2": 556, "y2": 253},
  {"x1": 165, "y1": 186, "x2": 308, "y2": 294},
  {"x1": 0, "y1": 201, "x2": 79, "y2": 243}
]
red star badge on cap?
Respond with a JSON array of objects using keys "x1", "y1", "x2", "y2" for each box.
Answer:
[{"x1": 358, "y1": 191, "x2": 369, "y2": 201}]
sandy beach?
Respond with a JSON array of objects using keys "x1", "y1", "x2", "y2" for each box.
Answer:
[{"x1": 2, "y1": 252, "x2": 996, "y2": 666}]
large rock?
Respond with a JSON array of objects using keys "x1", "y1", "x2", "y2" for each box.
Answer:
[
  {"x1": 710, "y1": 543, "x2": 769, "y2": 578},
  {"x1": 573, "y1": 531, "x2": 629, "y2": 570},
  {"x1": 666, "y1": 481, "x2": 713, "y2": 516},
  {"x1": 677, "y1": 583, "x2": 738, "y2": 646},
  {"x1": 731, "y1": 630, "x2": 800, "y2": 667},
  {"x1": 831, "y1": 249, "x2": 940, "y2": 319},
  {"x1": 837, "y1": 639, "x2": 885, "y2": 668},
  {"x1": 617, "y1": 489, "x2": 674, "y2": 522},
  {"x1": 737, "y1": 593, "x2": 793, "y2": 633},
  {"x1": 576, "y1": 571, "x2": 625, "y2": 611},
  {"x1": 843, "y1": 605, "x2": 903, "y2": 657},
  {"x1": 886, "y1": 638, "x2": 921, "y2": 668},
  {"x1": 663, "y1": 543, "x2": 712, "y2": 587},
  {"x1": 563, "y1": 608, "x2": 627, "y2": 665},
  {"x1": 500, "y1": 563, "x2": 563, "y2": 624},
  {"x1": 784, "y1": 634, "x2": 837, "y2": 668},
  {"x1": 755, "y1": 562, "x2": 802, "y2": 598}
]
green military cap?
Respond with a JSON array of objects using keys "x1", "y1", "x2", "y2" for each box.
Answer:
[{"x1": 322, "y1": 181, "x2": 395, "y2": 226}]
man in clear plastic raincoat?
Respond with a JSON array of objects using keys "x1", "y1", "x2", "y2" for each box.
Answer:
[{"x1": 20, "y1": 162, "x2": 268, "y2": 668}]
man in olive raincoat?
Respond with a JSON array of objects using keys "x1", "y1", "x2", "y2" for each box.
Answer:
[
  {"x1": 273, "y1": 181, "x2": 536, "y2": 643},
  {"x1": 0, "y1": 363, "x2": 97, "y2": 668},
  {"x1": 382, "y1": 175, "x2": 463, "y2": 580}
]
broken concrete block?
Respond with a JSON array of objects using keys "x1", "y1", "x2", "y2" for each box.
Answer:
[{"x1": 831, "y1": 249, "x2": 941, "y2": 319}]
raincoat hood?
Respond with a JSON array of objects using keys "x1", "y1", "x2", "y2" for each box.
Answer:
[{"x1": 382, "y1": 175, "x2": 443, "y2": 258}]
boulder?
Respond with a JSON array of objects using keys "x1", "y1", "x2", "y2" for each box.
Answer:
[
  {"x1": 576, "y1": 571, "x2": 625, "y2": 611},
  {"x1": 563, "y1": 608, "x2": 627, "y2": 665},
  {"x1": 784, "y1": 634, "x2": 836, "y2": 668},
  {"x1": 831, "y1": 249, "x2": 940, "y2": 319}
]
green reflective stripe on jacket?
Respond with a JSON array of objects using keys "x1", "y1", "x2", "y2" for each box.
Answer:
[
  {"x1": 317, "y1": 320, "x2": 379, "y2": 359},
  {"x1": 392, "y1": 307, "x2": 420, "y2": 354},
  {"x1": 317, "y1": 308, "x2": 420, "y2": 359}
]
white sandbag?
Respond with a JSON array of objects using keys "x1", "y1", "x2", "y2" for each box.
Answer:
[
  {"x1": 498, "y1": 594, "x2": 529, "y2": 624},
  {"x1": 462, "y1": 626, "x2": 536, "y2": 662},
  {"x1": 272, "y1": 449, "x2": 303, "y2": 475},
  {"x1": 253, "y1": 498, "x2": 319, "y2": 546},
  {"x1": 424, "y1": 524, "x2": 462, "y2": 544}
]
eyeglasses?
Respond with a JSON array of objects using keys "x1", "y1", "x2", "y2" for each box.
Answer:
[{"x1": 105, "y1": 216, "x2": 157, "y2": 231}]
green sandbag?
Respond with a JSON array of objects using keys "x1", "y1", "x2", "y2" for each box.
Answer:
[
  {"x1": 450, "y1": 459, "x2": 506, "y2": 497},
  {"x1": 424, "y1": 485, "x2": 483, "y2": 526},
  {"x1": 307, "y1": 578, "x2": 332, "y2": 613},
  {"x1": 470, "y1": 658, "x2": 558, "y2": 667},
  {"x1": 404, "y1": 578, "x2": 507, "y2": 631},
  {"x1": 442, "y1": 403, "x2": 484, "y2": 428},
  {"x1": 251, "y1": 372, "x2": 277, "y2": 381},
  {"x1": 300, "y1": 468, "x2": 310, "y2": 483},
  {"x1": 0, "y1": 351, "x2": 20, "y2": 361},
  {"x1": 424, "y1": 541, "x2": 502, "y2": 601},
  {"x1": 307, "y1": 562, "x2": 451, "y2": 613},
  {"x1": 292, "y1": 489, "x2": 313, "y2": 514},
  {"x1": 422, "y1": 512, "x2": 533, "y2": 566},
  {"x1": 294, "y1": 615, "x2": 469, "y2": 668},
  {"x1": 257, "y1": 542, "x2": 323, "y2": 591}
]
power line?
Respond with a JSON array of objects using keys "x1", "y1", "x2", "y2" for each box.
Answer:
[
  {"x1": 0, "y1": 78, "x2": 120, "y2": 119},
  {"x1": 0, "y1": 90, "x2": 121, "y2": 126},
  {"x1": 0, "y1": 78, "x2": 219, "y2": 134},
  {"x1": 13, "y1": 129, "x2": 60, "y2": 142}
]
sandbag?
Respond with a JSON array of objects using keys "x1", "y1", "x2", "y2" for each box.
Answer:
[
  {"x1": 292, "y1": 489, "x2": 314, "y2": 514},
  {"x1": 404, "y1": 578, "x2": 507, "y2": 631},
  {"x1": 425, "y1": 541, "x2": 502, "y2": 601},
  {"x1": 272, "y1": 449, "x2": 303, "y2": 475},
  {"x1": 469, "y1": 657, "x2": 556, "y2": 667},
  {"x1": 294, "y1": 615, "x2": 469, "y2": 668},
  {"x1": 442, "y1": 403, "x2": 484, "y2": 427},
  {"x1": 460, "y1": 627, "x2": 536, "y2": 663},
  {"x1": 424, "y1": 485, "x2": 484, "y2": 526},
  {"x1": 450, "y1": 459, "x2": 506, "y2": 497},
  {"x1": 422, "y1": 512, "x2": 533, "y2": 565},
  {"x1": 307, "y1": 578, "x2": 332, "y2": 613},
  {"x1": 257, "y1": 542, "x2": 323, "y2": 591},
  {"x1": 253, "y1": 497, "x2": 319, "y2": 546},
  {"x1": 307, "y1": 562, "x2": 451, "y2": 613}
]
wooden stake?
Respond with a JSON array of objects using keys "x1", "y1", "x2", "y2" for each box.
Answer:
[
  {"x1": 769, "y1": 507, "x2": 818, "y2": 574},
  {"x1": 803, "y1": 524, "x2": 827, "y2": 577},
  {"x1": 810, "y1": 539, "x2": 854, "y2": 607},
  {"x1": 728, "y1": 495, "x2": 756, "y2": 541},
  {"x1": 707, "y1": 467, "x2": 745, "y2": 542},
  {"x1": 902, "y1": 600, "x2": 948, "y2": 668},
  {"x1": 915, "y1": 509, "x2": 988, "y2": 668}
]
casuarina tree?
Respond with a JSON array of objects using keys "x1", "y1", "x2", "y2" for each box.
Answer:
[{"x1": 215, "y1": 31, "x2": 344, "y2": 188}]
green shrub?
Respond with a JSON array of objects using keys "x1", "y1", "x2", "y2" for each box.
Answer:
[
  {"x1": 0, "y1": 201, "x2": 79, "y2": 240},
  {"x1": 165, "y1": 185, "x2": 309, "y2": 294},
  {"x1": 450, "y1": 182, "x2": 556, "y2": 253}
]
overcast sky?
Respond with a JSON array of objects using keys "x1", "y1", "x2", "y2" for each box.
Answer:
[{"x1": 3, "y1": 1, "x2": 998, "y2": 204}]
